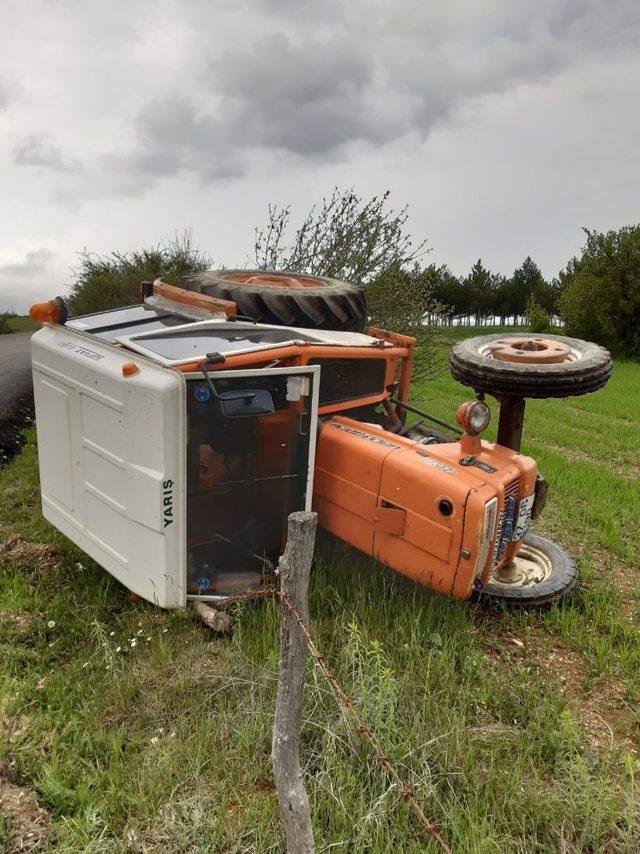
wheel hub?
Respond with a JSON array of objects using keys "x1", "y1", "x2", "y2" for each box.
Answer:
[
  {"x1": 486, "y1": 337, "x2": 572, "y2": 365},
  {"x1": 220, "y1": 272, "x2": 321, "y2": 289},
  {"x1": 490, "y1": 545, "x2": 553, "y2": 588}
]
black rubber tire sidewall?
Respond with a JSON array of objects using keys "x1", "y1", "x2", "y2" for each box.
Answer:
[
  {"x1": 449, "y1": 333, "x2": 612, "y2": 399},
  {"x1": 478, "y1": 533, "x2": 578, "y2": 607},
  {"x1": 181, "y1": 269, "x2": 367, "y2": 332}
]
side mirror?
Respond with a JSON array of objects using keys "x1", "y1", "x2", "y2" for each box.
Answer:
[{"x1": 218, "y1": 389, "x2": 274, "y2": 418}]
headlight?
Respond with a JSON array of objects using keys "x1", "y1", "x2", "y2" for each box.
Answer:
[{"x1": 455, "y1": 400, "x2": 491, "y2": 435}]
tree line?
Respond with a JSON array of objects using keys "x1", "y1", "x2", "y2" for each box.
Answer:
[
  {"x1": 375, "y1": 256, "x2": 559, "y2": 327},
  {"x1": 63, "y1": 189, "x2": 639, "y2": 358}
]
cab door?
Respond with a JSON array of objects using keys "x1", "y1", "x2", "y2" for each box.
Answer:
[{"x1": 184, "y1": 366, "x2": 320, "y2": 600}]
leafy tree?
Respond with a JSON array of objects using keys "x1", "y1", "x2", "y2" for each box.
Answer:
[
  {"x1": 66, "y1": 231, "x2": 212, "y2": 316},
  {"x1": 255, "y1": 189, "x2": 442, "y2": 381},
  {"x1": 254, "y1": 188, "x2": 427, "y2": 284},
  {"x1": 559, "y1": 225, "x2": 640, "y2": 357}
]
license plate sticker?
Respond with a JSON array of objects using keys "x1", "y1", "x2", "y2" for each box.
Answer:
[{"x1": 512, "y1": 494, "x2": 535, "y2": 541}]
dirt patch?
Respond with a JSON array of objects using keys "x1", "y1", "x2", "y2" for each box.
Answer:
[
  {"x1": 534, "y1": 643, "x2": 636, "y2": 753},
  {"x1": 0, "y1": 611, "x2": 34, "y2": 641},
  {"x1": 0, "y1": 537, "x2": 57, "y2": 570},
  {"x1": 0, "y1": 776, "x2": 49, "y2": 852},
  {"x1": 588, "y1": 545, "x2": 639, "y2": 620},
  {"x1": 488, "y1": 630, "x2": 638, "y2": 753},
  {"x1": 480, "y1": 618, "x2": 637, "y2": 754}
]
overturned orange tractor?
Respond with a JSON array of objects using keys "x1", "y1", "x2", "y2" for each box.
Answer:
[{"x1": 29, "y1": 271, "x2": 612, "y2": 607}]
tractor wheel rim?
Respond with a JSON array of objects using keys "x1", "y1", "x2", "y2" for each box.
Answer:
[
  {"x1": 480, "y1": 337, "x2": 577, "y2": 365},
  {"x1": 489, "y1": 544, "x2": 553, "y2": 588},
  {"x1": 220, "y1": 272, "x2": 321, "y2": 289}
]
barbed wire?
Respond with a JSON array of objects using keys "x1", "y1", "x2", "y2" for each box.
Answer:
[{"x1": 215, "y1": 585, "x2": 450, "y2": 852}]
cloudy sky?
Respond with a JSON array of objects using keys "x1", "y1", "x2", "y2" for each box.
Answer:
[{"x1": 1, "y1": 0, "x2": 639, "y2": 313}]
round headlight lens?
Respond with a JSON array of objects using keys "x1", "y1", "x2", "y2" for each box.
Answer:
[{"x1": 468, "y1": 401, "x2": 491, "y2": 433}]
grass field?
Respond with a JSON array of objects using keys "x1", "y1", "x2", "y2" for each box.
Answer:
[{"x1": 1, "y1": 328, "x2": 639, "y2": 852}]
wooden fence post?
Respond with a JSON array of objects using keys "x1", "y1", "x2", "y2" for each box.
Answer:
[{"x1": 272, "y1": 511, "x2": 317, "y2": 854}]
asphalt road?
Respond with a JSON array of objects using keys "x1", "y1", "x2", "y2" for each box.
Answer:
[{"x1": 0, "y1": 332, "x2": 34, "y2": 464}]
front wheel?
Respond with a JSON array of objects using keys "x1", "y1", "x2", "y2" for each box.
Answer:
[
  {"x1": 478, "y1": 533, "x2": 578, "y2": 606},
  {"x1": 449, "y1": 333, "x2": 612, "y2": 399}
]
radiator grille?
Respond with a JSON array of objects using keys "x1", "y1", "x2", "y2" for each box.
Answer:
[
  {"x1": 475, "y1": 497, "x2": 498, "y2": 577},
  {"x1": 491, "y1": 478, "x2": 520, "y2": 569}
]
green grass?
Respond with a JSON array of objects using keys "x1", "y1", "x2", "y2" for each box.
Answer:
[
  {"x1": 1, "y1": 314, "x2": 39, "y2": 334},
  {"x1": 1, "y1": 329, "x2": 639, "y2": 852}
]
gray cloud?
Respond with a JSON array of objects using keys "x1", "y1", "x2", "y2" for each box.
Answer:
[
  {"x1": 0, "y1": 74, "x2": 18, "y2": 110},
  {"x1": 2, "y1": 0, "x2": 638, "y2": 301},
  {"x1": 59, "y1": 34, "x2": 404, "y2": 196},
  {"x1": 211, "y1": 34, "x2": 403, "y2": 155},
  {"x1": 58, "y1": 0, "x2": 638, "y2": 197},
  {"x1": 14, "y1": 134, "x2": 82, "y2": 173},
  {"x1": 0, "y1": 248, "x2": 56, "y2": 278},
  {"x1": 214, "y1": 34, "x2": 370, "y2": 109}
]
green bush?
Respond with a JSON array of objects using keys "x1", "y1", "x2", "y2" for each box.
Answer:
[
  {"x1": 66, "y1": 231, "x2": 211, "y2": 316},
  {"x1": 366, "y1": 263, "x2": 442, "y2": 382},
  {"x1": 559, "y1": 225, "x2": 640, "y2": 358},
  {"x1": 0, "y1": 313, "x2": 11, "y2": 335},
  {"x1": 525, "y1": 296, "x2": 551, "y2": 334}
]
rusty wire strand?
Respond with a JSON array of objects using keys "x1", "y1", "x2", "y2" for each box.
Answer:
[
  {"x1": 216, "y1": 586, "x2": 280, "y2": 608},
  {"x1": 279, "y1": 591, "x2": 451, "y2": 853},
  {"x1": 216, "y1": 585, "x2": 450, "y2": 852}
]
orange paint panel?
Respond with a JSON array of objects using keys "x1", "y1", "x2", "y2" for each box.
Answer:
[
  {"x1": 313, "y1": 495, "x2": 375, "y2": 556},
  {"x1": 402, "y1": 511, "x2": 454, "y2": 563},
  {"x1": 313, "y1": 468, "x2": 378, "y2": 523},
  {"x1": 315, "y1": 415, "x2": 539, "y2": 601},
  {"x1": 153, "y1": 278, "x2": 236, "y2": 317},
  {"x1": 373, "y1": 505, "x2": 406, "y2": 535},
  {"x1": 373, "y1": 533, "x2": 453, "y2": 594}
]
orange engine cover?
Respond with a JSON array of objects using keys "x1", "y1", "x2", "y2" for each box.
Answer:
[{"x1": 313, "y1": 416, "x2": 538, "y2": 599}]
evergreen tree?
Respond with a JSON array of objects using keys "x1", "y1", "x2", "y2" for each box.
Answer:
[
  {"x1": 463, "y1": 259, "x2": 501, "y2": 324},
  {"x1": 508, "y1": 256, "x2": 549, "y2": 319}
]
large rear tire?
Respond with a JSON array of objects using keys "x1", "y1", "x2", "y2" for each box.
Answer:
[
  {"x1": 478, "y1": 533, "x2": 578, "y2": 606},
  {"x1": 181, "y1": 269, "x2": 367, "y2": 332},
  {"x1": 449, "y1": 333, "x2": 612, "y2": 399}
]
